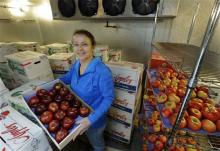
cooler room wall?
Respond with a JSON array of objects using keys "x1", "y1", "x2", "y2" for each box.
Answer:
[{"x1": 0, "y1": 0, "x2": 219, "y2": 63}]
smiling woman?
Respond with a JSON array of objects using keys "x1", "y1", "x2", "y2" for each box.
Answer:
[{"x1": 59, "y1": 29, "x2": 114, "y2": 151}]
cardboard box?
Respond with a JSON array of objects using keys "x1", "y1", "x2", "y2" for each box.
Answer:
[
  {"x1": 2, "y1": 80, "x2": 47, "y2": 122},
  {"x1": 94, "y1": 45, "x2": 109, "y2": 62},
  {"x1": 12, "y1": 42, "x2": 39, "y2": 52},
  {"x1": 37, "y1": 46, "x2": 48, "y2": 55},
  {"x1": 0, "y1": 62, "x2": 20, "y2": 89},
  {"x1": 5, "y1": 51, "x2": 54, "y2": 84},
  {"x1": 0, "y1": 106, "x2": 52, "y2": 151},
  {"x1": 106, "y1": 61, "x2": 143, "y2": 92},
  {"x1": 108, "y1": 49, "x2": 121, "y2": 62},
  {"x1": 44, "y1": 43, "x2": 69, "y2": 55},
  {"x1": 0, "y1": 43, "x2": 17, "y2": 63},
  {"x1": 21, "y1": 79, "x2": 92, "y2": 150},
  {"x1": 48, "y1": 53, "x2": 75, "y2": 72},
  {"x1": 66, "y1": 41, "x2": 74, "y2": 53},
  {"x1": 106, "y1": 118, "x2": 133, "y2": 144},
  {"x1": 0, "y1": 89, "x2": 9, "y2": 109},
  {"x1": 112, "y1": 88, "x2": 136, "y2": 113},
  {"x1": 0, "y1": 139, "x2": 12, "y2": 151},
  {"x1": 109, "y1": 106, "x2": 133, "y2": 126}
]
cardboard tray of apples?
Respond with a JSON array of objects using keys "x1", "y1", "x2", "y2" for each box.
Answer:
[
  {"x1": 22, "y1": 79, "x2": 93, "y2": 150},
  {"x1": 147, "y1": 68, "x2": 220, "y2": 136}
]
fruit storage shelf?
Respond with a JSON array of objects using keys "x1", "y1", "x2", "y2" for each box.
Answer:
[
  {"x1": 152, "y1": 42, "x2": 220, "y2": 88},
  {"x1": 143, "y1": 101, "x2": 157, "y2": 133},
  {"x1": 147, "y1": 69, "x2": 220, "y2": 136}
]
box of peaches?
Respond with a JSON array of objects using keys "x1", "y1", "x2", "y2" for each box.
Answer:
[{"x1": 21, "y1": 79, "x2": 93, "y2": 150}]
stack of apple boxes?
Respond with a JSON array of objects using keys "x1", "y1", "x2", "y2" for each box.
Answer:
[
  {"x1": 0, "y1": 43, "x2": 20, "y2": 89},
  {"x1": 105, "y1": 61, "x2": 144, "y2": 144},
  {"x1": 48, "y1": 53, "x2": 76, "y2": 79},
  {"x1": 3, "y1": 51, "x2": 54, "y2": 89}
]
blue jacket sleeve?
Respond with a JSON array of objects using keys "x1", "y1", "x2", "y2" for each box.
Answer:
[
  {"x1": 88, "y1": 68, "x2": 115, "y2": 125},
  {"x1": 59, "y1": 64, "x2": 75, "y2": 85}
]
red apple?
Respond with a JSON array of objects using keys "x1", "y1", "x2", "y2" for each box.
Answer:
[
  {"x1": 165, "y1": 101, "x2": 176, "y2": 110},
  {"x1": 166, "y1": 87, "x2": 177, "y2": 95},
  {"x1": 60, "y1": 101, "x2": 70, "y2": 111},
  {"x1": 169, "y1": 113, "x2": 187, "y2": 129},
  {"x1": 48, "y1": 102, "x2": 59, "y2": 113},
  {"x1": 188, "y1": 98, "x2": 203, "y2": 110},
  {"x1": 28, "y1": 96, "x2": 40, "y2": 107},
  {"x1": 35, "y1": 103, "x2": 47, "y2": 115},
  {"x1": 73, "y1": 99, "x2": 82, "y2": 109},
  {"x1": 55, "y1": 128, "x2": 68, "y2": 143},
  {"x1": 40, "y1": 111, "x2": 53, "y2": 124},
  {"x1": 188, "y1": 108, "x2": 202, "y2": 119},
  {"x1": 65, "y1": 93, "x2": 75, "y2": 102},
  {"x1": 168, "y1": 93, "x2": 180, "y2": 103},
  {"x1": 197, "y1": 90, "x2": 208, "y2": 100},
  {"x1": 55, "y1": 110, "x2": 66, "y2": 120},
  {"x1": 152, "y1": 111, "x2": 160, "y2": 120},
  {"x1": 161, "y1": 107, "x2": 173, "y2": 118},
  {"x1": 66, "y1": 107, "x2": 78, "y2": 119},
  {"x1": 190, "y1": 90, "x2": 197, "y2": 98},
  {"x1": 155, "y1": 140, "x2": 164, "y2": 150},
  {"x1": 48, "y1": 89, "x2": 56, "y2": 99},
  {"x1": 158, "y1": 84, "x2": 166, "y2": 92},
  {"x1": 54, "y1": 95, "x2": 63, "y2": 103},
  {"x1": 158, "y1": 135, "x2": 167, "y2": 144},
  {"x1": 152, "y1": 79, "x2": 161, "y2": 88},
  {"x1": 163, "y1": 78, "x2": 171, "y2": 87},
  {"x1": 202, "y1": 106, "x2": 220, "y2": 122},
  {"x1": 36, "y1": 89, "x2": 48, "y2": 98},
  {"x1": 205, "y1": 98, "x2": 215, "y2": 106},
  {"x1": 148, "y1": 118, "x2": 156, "y2": 126},
  {"x1": 48, "y1": 120, "x2": 60, "y2": 133},
  {"x1": 62, "y1": 117, "x2": 75, "y2": 129},
  {"x1": 79, "y1": 106, "x2": 90, "y2": 117},
  {"x1": 157, "y1": 93, "x2": 167, "y2": 103},
  {"x1": 187, "y1": 116, "x2": 201, "y2": 131},
  {"x1": 41, "y1": 95, "x2": 52, "y2": 104},
  {"x1": 53, "y1": 82, "x2": 64, "y2": 92},
  {"x1": 196, "y1": 86, "x2": 209, "y2": 93},
  {"x1": 59, "y1": 87, "x2": 69, "y2": 97},
  {"x1": 177, "y1": 88, "x2": 186, "y2": 98},
  {"x1": 148, "y1": 134, "x2": 157, "y2": 143},
  {"x1": 202, "y1": 119, "x2": 216, "y2": 133}
]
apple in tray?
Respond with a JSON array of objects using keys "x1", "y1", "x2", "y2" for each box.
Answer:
[{"x1": 24, "y1": 80, "x2": 92, "y2": 146}]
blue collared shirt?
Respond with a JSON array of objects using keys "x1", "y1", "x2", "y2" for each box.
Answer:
[{"x1": 60, "y1": 57, "x2": 114, "y2": 128}]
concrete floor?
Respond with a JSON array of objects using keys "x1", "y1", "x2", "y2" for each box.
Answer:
[{"x1": 52, "y1": 128, "x2": 141, "y2": 151}]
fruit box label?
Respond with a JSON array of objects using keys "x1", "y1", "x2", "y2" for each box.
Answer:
[
  {"x1": 0, "y1": 106, "x2": 52, "y2": 151},
  {"x1": 109, "y1": 106, "x2": 133, "y2": 126},
  {"x1": 113, "y1": 89, "x2": 136, "y2": 113},
  {"x1": 106, "y1": 119, "x2": 133, "y2": 143}
]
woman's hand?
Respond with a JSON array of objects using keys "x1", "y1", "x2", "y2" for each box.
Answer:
[{"x1": 72, "y1": 117, "x2": 91, "y2": 141}]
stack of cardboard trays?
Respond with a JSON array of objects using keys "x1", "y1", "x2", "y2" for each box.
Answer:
[
  {"x1": 12, "y1": 42, "x2": 39, "y2": 52},
  {"x1": 108, "y1": 49, "x2": 122, "y2": 62},
  {"x1": 0, "y1": 42, "x2": 19, "y2": 89},
  {"x1": 94, "y1": 45, "x2": 109, "y2": 62},
  {"x1": 44, "y1": 43, "x2": 69, "y2": 55},
  {"x1": 0, "y1": 105, "x2": 52, "y2": 151},
  {"x1": 4, "y1": 51, "x2": 54, "y2": 86},
  {"x1": 105, "y1": 61, "x2": 144, "y2": 144},
  {"x1": 48, "y1": 53, "x2": 76, "y2": 78}
]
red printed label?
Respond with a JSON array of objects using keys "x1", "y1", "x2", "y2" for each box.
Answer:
[
  {"x1": 114, "y1": 75, "x2": 132, "y2": 84},
  {"x1": 1, "y1": 123, "x2": 30, "y2": 144}
]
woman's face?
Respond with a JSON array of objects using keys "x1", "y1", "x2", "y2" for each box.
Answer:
[{"x1": 72, "y1": 34, "x2": 94, "y2": 62}]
